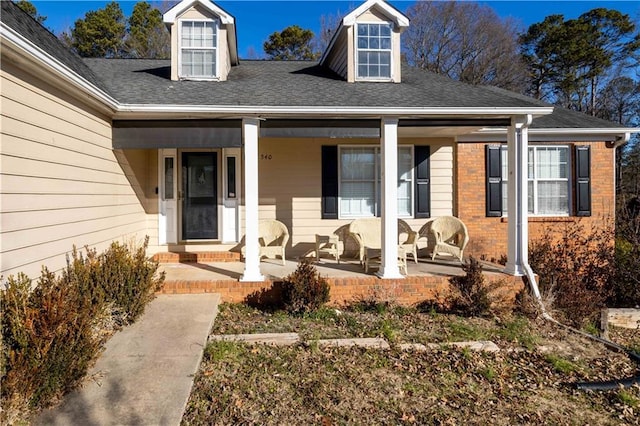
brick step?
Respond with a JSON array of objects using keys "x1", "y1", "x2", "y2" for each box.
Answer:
[{"x1": 153, "y1": 251, "x2": 241, "y2": 263}]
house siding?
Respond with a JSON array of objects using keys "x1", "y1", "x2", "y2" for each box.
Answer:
[
  {"x1": 0, "y1": 61, "x2": 150, "y2": 279},
  {"x1": 456, "y1": 141, "x2": 615, "y2": 261},
  {"x1": 325, "y1": 29, "x2": 348, "y2": 80},
  {"x1": 255, "y1": 137, "x2": 453, "y2": 258}
]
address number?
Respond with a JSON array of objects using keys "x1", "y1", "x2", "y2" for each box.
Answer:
[{"x1": 260, "y1": 154, "x2": 273, "y2": 160}]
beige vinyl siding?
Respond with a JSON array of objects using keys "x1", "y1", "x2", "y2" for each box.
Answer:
[
  {"x1": 255, "y1": 138, "x2": 454, "y2": 258},
  {"x1": 0, "y1": 62, "x2": 150, "y2": 279},
  {"x1": 325, "y1": 29, "x2": 348, "y2": 79}
]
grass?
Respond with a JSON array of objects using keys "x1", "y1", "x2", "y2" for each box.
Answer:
[{"x1": 183, "y1": 303, "x2": 640, "y2": 425}]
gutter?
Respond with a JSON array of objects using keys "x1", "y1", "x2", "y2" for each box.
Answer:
[{"x1": 0, "y1": 22, "x2": 119, "y2": 113}]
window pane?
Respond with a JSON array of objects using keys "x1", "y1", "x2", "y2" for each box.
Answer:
[
  {"x1": 537, "y1": 147, "x2": 568, "y2": 179},
  {"x1": 538, "y1": 181, "x2": 568, "y2": 214},
  {"x1": 358, "y1": 25, "x2": 368, "y2": 36},
  {"x1": 398, "y1": 181, "x2": 411, "y2": 216},
  {"x1": 358, "y1": 36, "x2": 368, "y2": 49},
  {"x1": 380, "y1": 24, "x2": 391, "y2": 36},
  {"x1": 164, "y1": 157, "x2": 174, "y2": 200},
  {"x1": 341, "y1": 182, "x2": 376, "y2": 216}
]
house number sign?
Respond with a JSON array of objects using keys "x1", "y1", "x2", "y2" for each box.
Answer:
[{"x1": 260, "y1": 154, "x2": 273, "y2": 160}]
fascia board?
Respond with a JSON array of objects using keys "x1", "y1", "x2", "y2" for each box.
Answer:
[
  {"x1": 342, "y1": 0, "x2": 409, "y2": 27},
  {"x1": 0, "y1": 23, "x2": 118, "y2": 112},
  {"x1": 114, "y1": 105, "x2": 554, "y2": 118},
  {"x1": 457, "y1": 127, "x2": 637, "y2": 143},
  {"x1": 163, "y1": 0, "x2": 235, "y2": 25}
]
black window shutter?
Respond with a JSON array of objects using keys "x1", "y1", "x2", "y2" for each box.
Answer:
[
  {"x1": 321, "y1": 146, "x2": 338, "y2": 219},
  {"x1": 575, "y1": 145, "x2": 591, "y2": 217},
  {"x1": 414, "y1": 146, "x2": 431, "y2": 218},
  {"x1": 486, "y1": 145, "x2": 503, "y2": 217}
]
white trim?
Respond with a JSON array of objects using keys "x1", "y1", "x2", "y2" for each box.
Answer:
[
  {"x1": 0, "y1": 22, "x2": 118, "y2": 111},
  {"x1": 342, "y1": 0, "x2": 409, "y2": 28},
  {"x1": 115, "y1": 105, "x2": 556, "y2": 116},
  {"x1": 177, "y1": 18, "x2": 220, "y2": 80},
  {"x1": 354, "y1": 22, "x2": 393, "y2": 82},
  {"x1": 163, "y1": 0, "x2": 234, "y2": 25}
]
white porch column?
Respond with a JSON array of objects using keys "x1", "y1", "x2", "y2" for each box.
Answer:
[
  {"x1": 240, "y1": 118, "x2": 264, "y2": 282},
  {"x1": 504, "y1": 115, "x2": 532, "y2": 276},
  {"x1": 377, "y1": 117, "x2": 403, "y2": 279}
]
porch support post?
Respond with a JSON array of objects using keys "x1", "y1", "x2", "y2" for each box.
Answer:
[
  {"x1": 377, "y1": 117, "x2": 403, "y2": 279},
  {"x1": 240, "y1": 118, "x2": 264, "y2": 282},
  {"x1": 504, "y1": 115, "x2": 532, "y2": 276}
]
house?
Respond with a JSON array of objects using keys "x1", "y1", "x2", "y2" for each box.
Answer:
[{"x1": 1, "y1": 0, "x2": 636, "y2": 286}]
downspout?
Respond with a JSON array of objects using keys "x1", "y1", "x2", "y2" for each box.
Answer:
[{"x1": 521, "y1": 130, "x2": 639, "y2": 389}]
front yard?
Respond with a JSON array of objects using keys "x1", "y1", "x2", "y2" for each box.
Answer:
[{"x1": 182, "y1": 303, "x2": 640, "y2": 425}]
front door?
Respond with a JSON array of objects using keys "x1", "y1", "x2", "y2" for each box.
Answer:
[{"x1": 182, "y1": 152, "x2": 217, "y2": 240}]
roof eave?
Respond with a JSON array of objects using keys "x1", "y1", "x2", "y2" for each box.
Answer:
[
  {"x1": 0, "y1": 22, "x2": 118, "y2": 114},
  {"x1": 113, "y1": 105, "x2": 554, "y2": 120}
]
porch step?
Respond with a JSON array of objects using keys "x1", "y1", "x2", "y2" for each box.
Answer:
[{"x1": 154, "y1": 251, "x2": 241, "y2": 263}]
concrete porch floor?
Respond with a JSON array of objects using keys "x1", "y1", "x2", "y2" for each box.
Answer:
[{"x1": 159, "y1": 255, "x2": 507, "y2": 282}]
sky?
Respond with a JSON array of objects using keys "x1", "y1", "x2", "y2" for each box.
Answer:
[{"x1": 30, "y1": 0, "x2": 640, "y2": 58}]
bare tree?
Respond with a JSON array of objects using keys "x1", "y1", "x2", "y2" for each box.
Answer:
[
  {"x1": 314, "y1": 11, "x2": 343, "y2": 55},
  {"x1": 403, "y1": 1, "x2": 528, "y2": 92}
]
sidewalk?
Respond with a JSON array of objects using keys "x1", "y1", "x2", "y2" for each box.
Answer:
[{"x1": 36, "y1": 293, "x2": 221, "y2": 426}]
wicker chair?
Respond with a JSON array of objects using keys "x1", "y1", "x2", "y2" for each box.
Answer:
[
  {"x1": 429, "y1": 216, "x2": 469, "y2": 262},
  {"x1": 347, "y1": 218, "x2": 416, "y2": 272},
  {"x1": 242, "y1": 220, "x2": 290, "y2": 265},
  {"x1": 398, "y1": 219, "x2": 419, "y2": 263}
]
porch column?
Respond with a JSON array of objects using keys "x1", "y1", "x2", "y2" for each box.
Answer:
[
  {"x1": 504, "y1": 115, "x2": 532, "y2": 276},
  {"x1": 377, "y1": 117, "x2": 403, "y2": 279},
  {"x1": 240, "y1": 118, "x2": 264, "y2": 282}
]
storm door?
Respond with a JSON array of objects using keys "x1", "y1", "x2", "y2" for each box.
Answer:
[{"x1": 182, "y1": 152, "x2": 218, "y2": 240}]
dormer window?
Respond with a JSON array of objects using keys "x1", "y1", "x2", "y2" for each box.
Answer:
[
  {"x1": 356, "y1": 23, "x2": 392, "y2": 80},
  {"x1": 179, "y1": 19, "x2": 217, "y2": 79}
]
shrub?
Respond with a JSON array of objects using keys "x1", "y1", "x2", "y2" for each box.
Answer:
[
  {"x1": 446, "y1": 257, "x2": 503, "y2": 317},
  {"x1": 611, "y1": 237, "x2": 640, "y2": 308},
  {"x1": 1, "y1": 237, "x2": 164, "y2": 423},
  {"x1": 1, "y1": 271, "x2": 106, "y2": 424},
  {"x1": 528, "y1": 220, "x2": 614, "y2": 328},
  {"x1": 281, "y1": 260, "x2": 330, "y2": 315}
]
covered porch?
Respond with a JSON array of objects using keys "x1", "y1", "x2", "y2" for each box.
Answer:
[{"x1": 156, "y1": 253, "x2": 524, "y2": 305}]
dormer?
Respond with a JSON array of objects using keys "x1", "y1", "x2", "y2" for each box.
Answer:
[
  {"x1": 320, "y1": 0, "x2": 409, "y2": 83},
  {"x1": 163, "y1": 0, "x2": 238, "y2": 81}
]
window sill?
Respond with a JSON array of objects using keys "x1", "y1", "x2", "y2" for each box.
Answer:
[{"x1": 500, "y1": 216, "x2": 575, "y2": 223}]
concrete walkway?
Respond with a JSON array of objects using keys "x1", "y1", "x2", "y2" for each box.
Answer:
[{"x1": 36, "y1": 294, "x2": 220, "y2": 426}]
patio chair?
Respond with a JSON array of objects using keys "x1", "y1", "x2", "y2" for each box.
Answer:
[
  {"x1": 242, "y1": 219, "x2": 290, "y2": 265},
  {"x1": 348, "y1": 218, "x2": 381, "y2": 265},
  {"x1": 429, "y1": 216, "x2": 469, "y2": 262},
  {"x1": 398, "y1": 219, "x2": 418, "y2": 263}
]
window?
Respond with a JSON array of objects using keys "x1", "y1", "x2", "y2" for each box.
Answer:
[
  {"x1": 356, "y1": 23, "x2": 392, "y2": 80},
  {"x1": 339, "y1": 146, "x2": 413, "y2": 217},
  {"x1": 180, "y1": 20, "x2": 217, "y2": 79},
  {"x1": 500, "y1": 146, "x2": 570, "y2": 215}
]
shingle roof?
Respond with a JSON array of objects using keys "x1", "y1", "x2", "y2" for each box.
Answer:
[
  {"x1": 482, "y1": 86, "x2": 627, "y2": 129},
  {"x1": 1, "y1": 0, "x2": 628, "y2": 131},
  {"x1": 83, "y1": 58, "x2": 546, "y2": 109},
  {"x1": 0, "y1": 0, "x2": 104, "y2": 89}
]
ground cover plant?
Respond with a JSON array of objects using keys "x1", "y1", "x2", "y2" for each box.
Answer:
[
  {"x1": 0, "y1": 237, "x2": 164, "y2": 424},
  {"x1": 184, "y1": 303, "x2": 640, "y2": 425}
]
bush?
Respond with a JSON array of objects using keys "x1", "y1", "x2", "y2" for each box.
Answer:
[
  {"x1": 1, "y1": 272, "x2": 106, "y2": 424},
  {"x1": 1, "y1": 237, "x2": 164, "y2": 423},
  {"x1": 281, "y1": 260, "x2": 330, "y2": 315},
  {"x1": 528, "y1": 220, "x2": 614, "y2": 328},
  {"x1": 611, "y1": 238, "x2": 640, "y2": 307},
  {"x1": 446, "y1": 257, "x2": 503, "y2": 317}
]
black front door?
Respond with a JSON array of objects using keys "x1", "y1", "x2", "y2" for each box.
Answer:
[{"x1": 182, "y1": 152, "x2": 217, "y2": 240}]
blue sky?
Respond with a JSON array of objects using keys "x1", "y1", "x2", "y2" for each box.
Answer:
[{"x1": 31, "y1": 0, "x2": 640, "y2": 58}]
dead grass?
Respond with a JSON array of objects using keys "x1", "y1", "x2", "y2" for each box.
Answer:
[{"x1": 183, "y1": 303, "x2": 640, "y2": 425}]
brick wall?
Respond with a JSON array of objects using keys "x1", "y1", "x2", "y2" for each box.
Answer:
[
  {"x1": 456, "y1": 141, "x2": 616, "y2": 261},
  {"x1": 159, "y1": 274, "x2": 524, "y2": 307}
]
